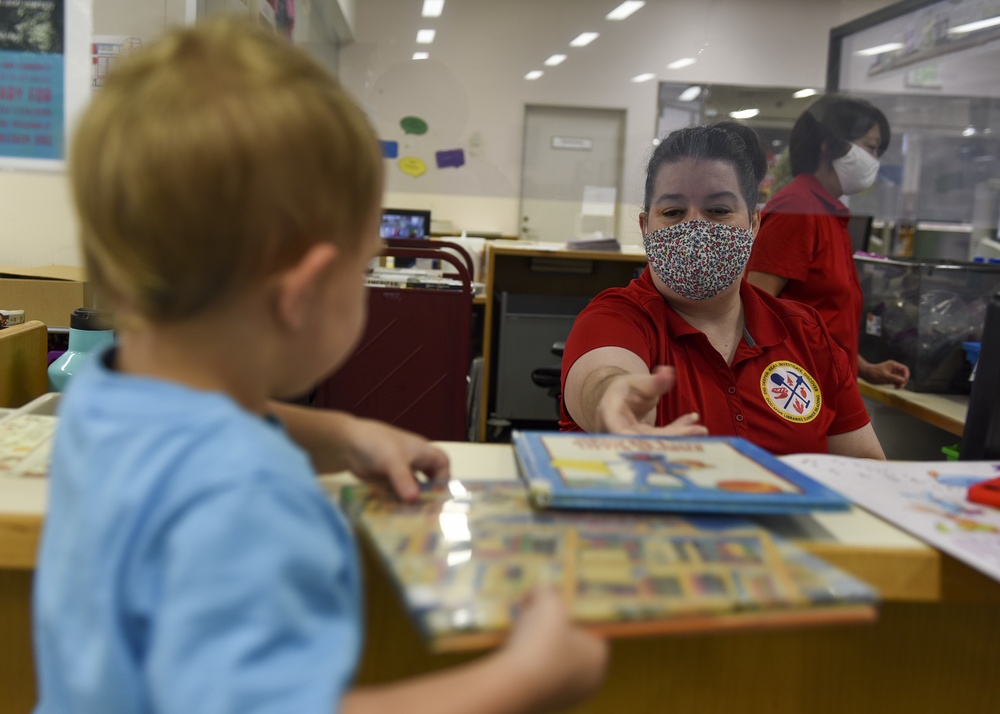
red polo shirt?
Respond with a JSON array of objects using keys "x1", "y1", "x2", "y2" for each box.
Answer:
[
  {"x1": 558, "y1": 269, "x2": 869, "y2": 456},
  {"x1": 748, "y1": 173, "x2": 863, "y2": 377}
]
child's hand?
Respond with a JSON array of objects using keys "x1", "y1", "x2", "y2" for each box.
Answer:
[
  {"x1": 270, "y1": 404, "x2": 449, "y2": 499},
  {"x1": 339, "y1": 416, "x2": 450, "y2": 500},
  {"x1": 501, "y1": 587, "x2": 608, "y2": 711}
]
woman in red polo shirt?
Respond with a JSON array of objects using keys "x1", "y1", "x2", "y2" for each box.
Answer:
[
  {"x1": 560, "y1": 121, "x2": 884, "y2": 459},
  {"x1": 747, "y1": 94, "x2": 909, "y2": 388}
]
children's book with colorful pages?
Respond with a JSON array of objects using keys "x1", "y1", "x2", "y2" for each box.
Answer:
[
  {"x1": 339, "y1": 481, "x2": 877, "y2": 652},
  {"x1": 512, "y1": 431, "x2": 850, "y2": 515}
]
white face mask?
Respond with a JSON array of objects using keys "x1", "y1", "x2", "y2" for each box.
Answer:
[{"x1": 832, "y1": 142, "x2": 880, "y2": 196}]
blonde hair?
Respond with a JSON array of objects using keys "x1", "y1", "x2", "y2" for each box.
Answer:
[{"x1": 70, "y1": 17, "x2": 384, "y2": 321}]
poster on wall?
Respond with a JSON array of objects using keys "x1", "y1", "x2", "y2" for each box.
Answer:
[
  {"x1": 0, "y1": 0, "x2": 91, "y2": 172},
  {"x1": 92, "y1": 35, "x2": 142, "y2": 91}
]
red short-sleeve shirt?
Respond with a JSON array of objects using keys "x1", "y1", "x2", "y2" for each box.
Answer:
[
  {"x1": 747, "y1": 174, "x2": 863, "y2": 376},
  {"x1": 559, "y1": 269, "x2": 870, "y2": 456}
]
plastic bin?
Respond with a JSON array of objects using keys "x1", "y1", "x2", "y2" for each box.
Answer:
[{"x1": 855, "y1": 255, "x2": 1000, "y2": 393}]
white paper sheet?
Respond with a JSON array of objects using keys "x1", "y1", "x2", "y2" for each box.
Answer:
[{"x1": 783, "y1": 454, "x2": 1000, "y2": 584}]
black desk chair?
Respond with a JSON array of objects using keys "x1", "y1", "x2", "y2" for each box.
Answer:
[{"x1": 530, "y1": 341, "x2": 565, "y2": 418}]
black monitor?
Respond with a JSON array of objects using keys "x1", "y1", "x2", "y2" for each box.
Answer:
[
  {"x1": 847, "y1": 214, "x2": 873, "y2": 253},
  {"x1": 960, "y1": 292, "x2": 1000, "y2": 460},
  {"x1": 380, "y1": 208, "x2": 431, "y2": 240}
]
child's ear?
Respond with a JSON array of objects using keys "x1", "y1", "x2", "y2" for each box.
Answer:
[{"x1": 275, "y1": 243, "x2": 339, "y2": 330}]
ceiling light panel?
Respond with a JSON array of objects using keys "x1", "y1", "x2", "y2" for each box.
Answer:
[
  {"x1": 854, "y1": 42, "x2": 903, "y2": 56},
  {"x1": 678, "y1": 86, "x2": 702, "y2": 101},
  {"x1": 793, "y1": 88, "x2": 818, "y2": 98},
  {"x1": 730, "y1": 108, "x2": 760, "y2": 119},
  {"x1": 413, "y1": 52, "x2": 429, "y2": 60},
  {"x1": 422, "y1": 0, "x2": 444, "y2": 17},
  {"x1": 606, "y1": 1, "x2": 645, "y2": 20},
  {"x1": 631, "y1": 73, "x2": 656, "y2": 83},
  {"x1": 416, "y1": 29, "x2": 436, "y2": 44},
  {"x1": 525, "y1": 70, "x2": 544, "y2": 80},
  {"x1": 544, "y1": 54, "x2": 567, "y2": 66},
  {"x1": 949, "y1": 16, "x2": 1000, "y2": 34},
  {"x1": 570, "y1": 32, "x2": 599, "y2": 47},
  {"x1": 666, "y1": 57, "x2": 696, "y2": 69}
]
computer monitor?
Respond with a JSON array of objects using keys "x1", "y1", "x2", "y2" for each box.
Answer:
[
  {"x1": 380, "y1": 208, "x2": 431, "y2": 240},
  {"x1": 847, "y1": 214, "x2": 873, "y2": 253},
  {"x1": 960, "y1": 292, "x2": 1000, "y2": 460}
]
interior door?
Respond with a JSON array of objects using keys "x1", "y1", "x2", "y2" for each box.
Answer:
[{"x1": 519, "y1": 105, "x2": 625, "y2": 242}]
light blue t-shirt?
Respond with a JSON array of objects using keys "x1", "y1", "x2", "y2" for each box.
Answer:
[{"x1": 33, "y1": 350, "x2": 361, "y2": 714}]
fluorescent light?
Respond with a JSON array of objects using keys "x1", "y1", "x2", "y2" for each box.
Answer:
[
  {"x1": 412, "y1": 52, "x2": 429, "y2": 60},
  {"x1": 729, "y1": 108, "x2": 760, "y2": 119},
  {"x1": 544, "y1": 54, "x2": 567, "y2": 66},
  {"x1": 416, "y1": 29, "x2": 436, "y2": 44},
  {"x1": 570, "y1": 32, "x2": 599, "y2": 47},
  {"x1": 963, "y1": 126, "x2": 977, "y2": 137},
  {"x1": 631, "y1": 73, "x2": 656, "y2": 83},
  {"x1": 666, "y1": 57, "x2": 696, "y2": 69},
  {"x1": 422, "y1": 0, "x2": 444, "y2": 18},
  {"x1": 607, "y1": 1, "x2": 645, "y2": 20},
  {"x1": 678, "y1": 85, "x2": 702, "y2": 101},
  {"x1": 793, "y1": 88, "x2": 818, "y2": 99},
  {"x1": 854, "y1": 42, "x2": 903, "y2": 56},
  {"x1": 949, "y1": 16, "x2": 1000, "y2": 34},
  {"x1": 525, "y1": 70, "x2": 544, "y2": 80}
]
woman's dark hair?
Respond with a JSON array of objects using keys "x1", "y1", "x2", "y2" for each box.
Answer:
[
  {"x1": 644, "y1": 121, "x2": 767, "y2": 215},
  {"x1": 789, "y1": 94, "x2": 890, "y2": 176}
]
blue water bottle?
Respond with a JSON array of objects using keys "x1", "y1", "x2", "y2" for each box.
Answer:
[{"x1": 48, "y1": 307, "x2": 115, "y2": 392}]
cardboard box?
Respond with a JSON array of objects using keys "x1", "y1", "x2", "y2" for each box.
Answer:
[{"x1": 0, "y1": 265, "x2": 91, "y2": 329}]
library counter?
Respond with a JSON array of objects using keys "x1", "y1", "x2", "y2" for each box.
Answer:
[
  {"x1": 2, "y1": 442, "x2": 999, "y2": 714},
  {"x1": 858, "y1": 379, "x2": 969, "y2": 437}
]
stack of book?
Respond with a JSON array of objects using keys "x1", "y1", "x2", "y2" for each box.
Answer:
[{"x1": 340, "y1": 433, "x2": 877, "y2": 652}]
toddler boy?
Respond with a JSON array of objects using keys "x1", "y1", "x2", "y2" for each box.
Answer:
[{"x1": 32, "y1": 18, "x2": 606, "y2": 714}]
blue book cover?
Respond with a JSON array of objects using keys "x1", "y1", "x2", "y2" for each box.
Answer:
[{"x1": 512, "y1": 431, "x2": 850, "y2": 515}]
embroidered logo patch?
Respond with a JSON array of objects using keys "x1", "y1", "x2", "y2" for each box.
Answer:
[{"x1": 760, "y1": 361, "x2": 822, "y2": 423}]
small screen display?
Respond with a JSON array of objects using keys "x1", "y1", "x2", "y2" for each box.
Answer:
[{"x1": 380, "y1": 209, "x2": 431, "y2": 239}]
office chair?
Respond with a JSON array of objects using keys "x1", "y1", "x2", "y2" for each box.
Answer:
[{"x1": 530, "y1": 341, "x2": 565, "y2": 418}]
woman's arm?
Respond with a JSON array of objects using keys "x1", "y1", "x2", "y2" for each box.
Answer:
[
  {"x1": 563, "y1": 347, "x2": 705, "y2": 436},
  {"x1": 858, "y1": 356, "x2": 910, "y2": 389},
  {"x1": 827, "y1": 423, "x2": 886, "y2": 460},
  {"x1": 746, "y1": 270, "x2": 788, "y2": 297}
]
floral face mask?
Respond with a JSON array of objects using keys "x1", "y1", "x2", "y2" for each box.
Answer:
[{"x1": 643, "y1": 219, "x2": 754, "y2": 300}]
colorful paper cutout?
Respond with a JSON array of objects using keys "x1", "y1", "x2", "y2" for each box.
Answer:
[
  {"x1": 400, "y1": 116, "x2": 428, "y2": 135},
  {"x1": 380, "y1": 140, "x2": 398, "y2": 158},
  {"x1": 436, "y1": 148, "x2": 465, "y2": 169},
  {"x1": 398, "y1": 156, "x2": 427, "y2": 177}
]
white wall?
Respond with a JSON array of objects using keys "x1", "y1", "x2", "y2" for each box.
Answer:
[
  {"x1": 345, "y1": 0, "x2": 899, "y2": 244},
  {"x1": 0, "y1": 0, "x2": 894, "y2": 267}
]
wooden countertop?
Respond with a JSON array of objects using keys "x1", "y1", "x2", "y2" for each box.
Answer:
[
  {"x1": 858, "y1": 380, "x2": 969, "y2": 437},
  {"x1": 4, "y1": 441, "x2": 999, "y2": 602}
]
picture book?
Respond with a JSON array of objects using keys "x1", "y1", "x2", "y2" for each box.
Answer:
[
  {"x1": 512, "y1": 431, "x2": 850, "y2": 515},
  {"x1": 340, "y1": 481, "x2": 877, "y2": 652}
]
